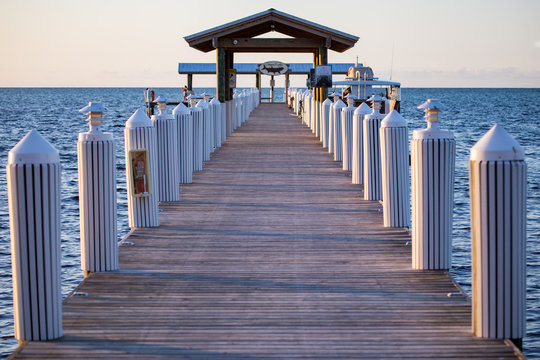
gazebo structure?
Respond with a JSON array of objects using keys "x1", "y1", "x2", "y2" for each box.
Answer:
[{"x1": 184, "y1": 8, "x2": 359, "y2": 104}]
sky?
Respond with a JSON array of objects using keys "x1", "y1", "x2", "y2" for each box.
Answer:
[{"x1": 0, "y1": 0, "x2": 539, "y2": 88}]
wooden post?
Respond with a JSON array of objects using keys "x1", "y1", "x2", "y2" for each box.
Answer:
[
  {"x1": 187, "y1": 73, "x2": 193, "y2": 91},
  {"x1": 285, "y1": 72, "x2": 290, "y2": 106},
  {"x1": 319, "y1": 47, "x2": 328, "y2": 101},
  {"x1": 270, "y1": 75, "x2": 275, "y2": 102},
  {"x1": 226, "y1": 51, "x2": 234, "y2": 101},
  {"x1": 256, "y1": 71, "x2": 261, "y2": 103},
  {"x1": 216, "y1": 48, "x2": 226, "y2": 103}
]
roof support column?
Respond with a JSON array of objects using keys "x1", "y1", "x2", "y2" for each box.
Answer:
[
  {"x1": 313, "y1": 49, "x2": 320, "y2": 102},
  {"x1": 187, "y1": 73, "x2": 193, "y2": 91},
  {"x1": 226, "y1": 51, "x2": 234, "y2": 101},
  {"x1": 318, "y1": 47, "x2": 328, "y2": 101},
  {"x1": 217, "y1": 47, "x2": 227, "y2": 103}
]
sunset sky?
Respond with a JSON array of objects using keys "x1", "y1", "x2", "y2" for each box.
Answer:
[{"x1": 1, "y1": 0, "x2": 539, "y2": 88}]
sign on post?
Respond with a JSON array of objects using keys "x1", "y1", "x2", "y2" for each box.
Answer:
[
  {"x1": 258, "y1": 61, "x2": 289, "y2": 76},
  {"x1": 129, "y1": 149, "x2": 151, "y2": 197},
  {"x1": 229, "y1": 69, "x2": 237, "y2": 89},
  {"x1": 313, "y1": 65, "x2": 332, "y2": 87}
]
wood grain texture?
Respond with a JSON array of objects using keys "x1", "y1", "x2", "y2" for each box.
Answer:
[{"x1": 10, "y1": 104, "x2": 524, "y2": 359}]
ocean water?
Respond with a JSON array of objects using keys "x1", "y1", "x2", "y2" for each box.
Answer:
[{"x1": 0, "y1": 87, "x2": 538, "y2": 358}]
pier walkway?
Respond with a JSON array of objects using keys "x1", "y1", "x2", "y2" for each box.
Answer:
[{"x1": 11, "y1": 104, "x2": 522, "y2": 359}]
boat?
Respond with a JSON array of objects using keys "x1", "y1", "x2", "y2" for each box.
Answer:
[{"x1": 330, "y1": 62, "x2": 401, "y2": 112}]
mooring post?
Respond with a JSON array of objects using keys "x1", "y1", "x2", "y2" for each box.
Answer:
[
  {"x1": 77, "y1": 102, "x2": 118, "y2": 276},
  {"x1": 328, "y1": 92, "x2": 336, "y2": 155},
  {"x1": 221, "y1": 100, "x2": 227, "y2": 143},
  {"x1": 309, "y1": 89, "x2": 317, "y2": 134},
  {"x1": 190, "y1": 97, "x2": 204, "y2": 172},
  {"x1": 210, "y1": 97, "x2": 222, "y2": 148},
  {"x1": 304, "y1": 90, "x2": 312, "y2": 127},
  {"x1": 333, "y1": 98, "x2": 346, "y2": 162},
  {"x1": 411, "y1": 99, "x2": 455, "y2": 269},
  {"x1": 196, "y1": 98, "x2": 211, "y2": 162},
  {"x1": 124, "y1": 109, "x2": 159, "y2": 228},
  {"x1": 232, "y1": 91, "x2": 239, "y2": 131},
  {"x1": 172, "y1": 102, "x2": 194, "y2": 184},
  {"x1": 341, "y1": 96, "x2": 356, "y2": 171},
  {"x1": 204, "y1": 93, "x2": 216, "y2": 154},
  {"x1": 8, "y1": 130, "x2": 62, "y2": 341},
  {"x1": 321, "y1": 97, "x2": 332, "y2": 149},
  {"x1": 470, "y1": 124, "x2": 526, "y2": 347},
  {"x1": 363, "y1": 95, "x2": 385, "y2": 201},
  {"x1": 352, "y1": 102, "x2": 371, "y2": 185},
  {"x1": 380, "y1": 110, "x2": 410, "y2": 228},
  {"x1": 151, "y1": 96, "x2": 180, "y2": 202}
]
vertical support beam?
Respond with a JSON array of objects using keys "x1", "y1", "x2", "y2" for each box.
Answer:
[
  {"x1": 319, "y1": 47, "x2": 328, "y2": 100},
  {"x1": 226, "y1": 51, "x2": 234, "y2": 101},
  {"x1": 313, "y1": 50, "x2": 320, "y2": 102},
  {"x1": 285, "y1": 72, "x2": 290, "y2": 105},
  {"x1": 270, "y1": 75, "x2": 275, "y2": 102},
  {"x1": 256, "y1": 71, "x2": 261, "y2": 103},
  {"x1": 216, "y1": 47, "x2": 226, "y2": 103},
  {"x1": 187, "y1": 73, "x2": 193, "y2": 91}
]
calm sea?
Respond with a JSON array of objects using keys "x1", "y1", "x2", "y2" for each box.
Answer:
[{"x1": 0, "y1": 87, "x2": 538, "y2": 358}]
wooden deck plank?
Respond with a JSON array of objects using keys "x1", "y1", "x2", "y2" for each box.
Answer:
[{"x1": 9, "y1": 104, "x2": 524, "y2": 359}]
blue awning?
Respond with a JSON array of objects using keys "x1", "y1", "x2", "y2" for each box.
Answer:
[{"x1": 178, "y1": 63, "x2": 353, "y2": 75}]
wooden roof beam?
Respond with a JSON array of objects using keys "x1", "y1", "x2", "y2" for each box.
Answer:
[{"x1": 215, "y1": 38, "x2": 326, "y2": 53}]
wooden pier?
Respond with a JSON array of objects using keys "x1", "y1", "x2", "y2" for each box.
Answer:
[{"x1": 10, "y1": 104, "x2": 523, "y2": 359}]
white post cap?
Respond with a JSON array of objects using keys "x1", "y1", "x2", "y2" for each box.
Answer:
[
  {"x1": 126, "y1": 108, "x2": 153, "y2": 128},
  {"x1": 172, "y1": 102, "x2": 190, "y2": 116},
  {"x1": 470, "y1": 124, "x2": 525, "y2": 161},
  {"x1": 381, "y1": 110, "x2": 407, "y2": 128},
  {"x1": 209, "y1": 98, "x2": 221, "y2": 105},
  {"x1": 334, "y1": 98, "x2": 346, "y2": 109},
  {"x1": 354, "y1": 102, "x2": 371, "y2": 116},
  {"x1": 79, "y1": 102, "x2": 108, "y2": 114},
  {"x1": 367, "y1": 94, "x2": 383, "y2": 103},
  {"x1": 322, "y1": 98, "x2": 332, "y2": 106},
  {"x1": 196, "y1": 100, "x2": 208, "y2": 108},
  {"x1": 8, "y1": 129, "x2": 60, "y2": 165},
  {"x1": 417, "y1": 99, "x2": 447, "y2": 111}
]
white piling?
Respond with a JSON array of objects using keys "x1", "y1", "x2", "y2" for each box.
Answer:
[
  {"x1": 203, "y1": 93, "x2": 215, "y2": 153},
  {"x1": 196, "y1": 99, "x2": 211, "y2": 162},
  {"x1": 172, "y1": 102, "x2": 193, "y2": 184},
  {"x1": 341, "y1": 97, "x2": 356, "y2": 171},
  {"x1": 321, "y1": 98, "x2": 332, "y2": 149},
  {"x1": 210, "y1": 97, "x2": 222, "y2": 148},
  {"x1": 352, "y1": 102, "x2": 371, "y2": 185},
  {"x1": 309, "y1": 93, "x2": 317, "y2": 134},
  {"x1": 333, "y1": 98, "x2": 346, "y2": 162},
  {"x1": 411, "y1": 99, "x2": 455, "y2": 269},
  {"x1": 77, "y1": 102, "x2": 118, "y2": 274},
  {"x1": 221, "y1": 101, "x2": 227, "y2": 144},
  {"x1": 151, "y1": 97, "x2": 180, "y2": 202},
  {"x1": 470, "y1": 124, "x2": 526, "y2": 342},
  {"x1": 226, "y1": 100, "x2": 233, "y2": 136},
  {"x1": 304, "y1": 91, "x2": 312, "y2": 127},
  {"x1": 191, "y1": 102, "x2": 204, "y2": 172},
  {"x1": 363, "y1": 95, "x2": 385, "y2": 200},
  {"x1": 8, "y1": 130, "x2": 62, "y2": 341},
  {"x1": 124, "y1": 109, "x2": 159, "y2": 228},
  {"x1": 328, "y1": 93, "x2": 336, "y2": 154},
  {"x1": 380, "y1": 110, "x2": 409, "y2": 228}
]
